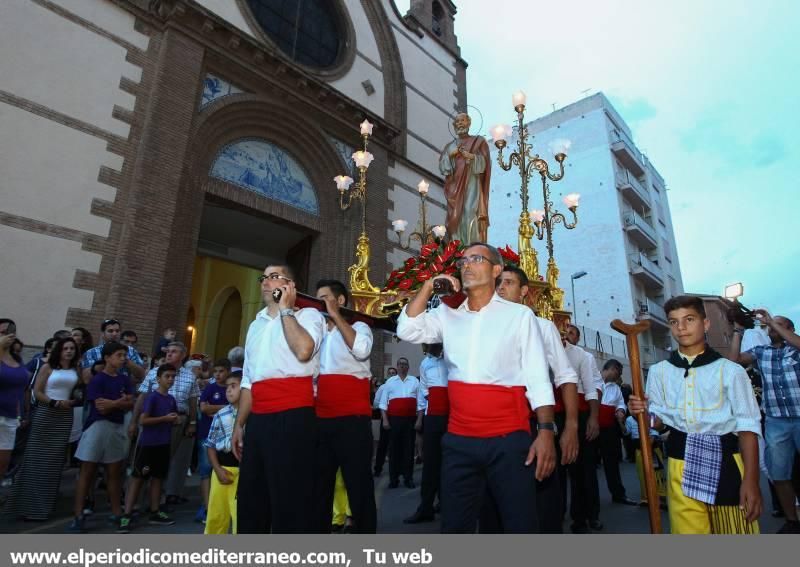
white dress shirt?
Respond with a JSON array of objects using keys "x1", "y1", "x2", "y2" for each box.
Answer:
[
  {"x1": 397, "y1": 293, "x2": 554, "y2": 410},
  {"x1": 417, "y1": 354, "x2": 448, "y2": 413},
  {"x1": 536, "y1": 317, "x2": 578, "y2": 388},
  {"x1": 646, "y1": 356, "x2": 761, "y2": 436},
  {"x1": 378, "y1": 375, "x2": 419, "y2": 410},
  {"x1": 563, "y1": 343, "x2": 599, "y2": 400},
  {"x1": 373, "y1": 382, "x2": 388, "y2": 410},
  {"x1": 241, "y1": 307, "x2": 325, "y2": 390},
  {"x1": 601, "y1": 382, "x2": 626, "y2": 411},
  {"x1": 318, "y1": 321, "x2": 372, "y2": 378}
]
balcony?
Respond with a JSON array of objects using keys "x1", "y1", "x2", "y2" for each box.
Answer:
[
  {"x1": 629, "y1": 253, "x2": 664, "y2": 290},
  {"x1": 637, "y1": 298, "x2": 669, "y2": 330},
  {"x1": 616, "y1": 169, "x2": 651, "y2": 211},
  {"x1": 611, "y1": 131, "x2": 646, "y2": 178},
  {"x1": 623, "y1": 211, "x2": 658, "y2": 250},
  {"x1": 641, "y1": 344, "x2": 671, "y2": 367}
]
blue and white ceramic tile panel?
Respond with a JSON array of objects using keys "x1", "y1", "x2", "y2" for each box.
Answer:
[
  {"x1": 200, "y1": 74, "x2": 245, "y2": 108},
  {"x1": 210, "y1": 138, "x2": 320, "y2": 215},
  {"x1": 327, "y1": 135, "x2": 356, "y2": 177}
]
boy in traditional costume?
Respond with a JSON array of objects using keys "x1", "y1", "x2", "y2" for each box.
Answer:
[{"x1": 629, "y1": 295, "x2": 762, "y2": 534}]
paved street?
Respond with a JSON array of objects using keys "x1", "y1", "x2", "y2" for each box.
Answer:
[{"x1": 0, "y1": 459, "x2": 787, "y2": 535}]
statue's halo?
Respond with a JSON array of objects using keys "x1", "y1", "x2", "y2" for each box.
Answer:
[{"x1": 447, "y1": 104, "x2": 484, "y2": 140}]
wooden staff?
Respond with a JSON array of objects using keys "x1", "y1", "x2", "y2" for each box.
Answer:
[{"x1": 611, "y1": 319, "x2": 662, "y2": 534}]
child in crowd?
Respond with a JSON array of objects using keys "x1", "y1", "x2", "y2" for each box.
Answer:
[
  {"x1": 204, "y1": 372, "x2": 242, "y2": 534},
  {"x1": 195, "y1": 358, "x2": 231, "y2": 524},
  {"x1": 630, "y1": 295, "x2": 762, "y2": 534},
  {"x1": 623, "y1": 414, "x2": 667, "y2": 506},
  {"x1": 118, "y1": 364, "x2": 179, "y2": 533},
  {"x1": 68, "y1": 342, "x2": 134, "y2": 533},
  {"x1": 154, "y1": 328, "x2": 176, "y2": 357}
]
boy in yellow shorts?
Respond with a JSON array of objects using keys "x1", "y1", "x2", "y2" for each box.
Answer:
[
  {"x1": 630, "y1": 295, "x2": 762, "y2": 534},
  {"x1": 204, "y1": 372, "x2": 241, "y2": 534}
]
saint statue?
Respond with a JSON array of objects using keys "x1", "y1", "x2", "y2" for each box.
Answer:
[{"x1": 439, "y1": 113, "x2": 492, "y2": 244}]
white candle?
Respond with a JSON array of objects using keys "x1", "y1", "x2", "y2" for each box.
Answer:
[
  {"x1": 563, "y1": 193, "x2": 581, "y2": 208},
  {"x1": 359, "y1": 119, "x2": 374, "y2": 136},
  {"x1": 392, "y1": 219, "x2": 408, "y2": 233},
  {"x1": 352, "y1": 151, "x2": 374, "y2": 169},
  {"x1": 512, "y1": 90, "x2": 527, "y2": 108},
  {"x1": 333, "y1": 175, "x2": 354, "y2": 191}
]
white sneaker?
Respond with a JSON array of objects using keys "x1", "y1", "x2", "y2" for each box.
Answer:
[{"x1": 186, "y1": 468, "x2": 192, "y2": 477}]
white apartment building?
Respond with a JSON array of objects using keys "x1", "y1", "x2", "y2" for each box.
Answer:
[{"x1": 488, "y1": 93, "x2": 684, "y2": 360}]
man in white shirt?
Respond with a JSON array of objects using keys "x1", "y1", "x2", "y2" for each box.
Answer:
[
  {"x1": 311, "y1": 279, "x2": 376, "y2": 533},
  {"x1": 397, "y1": 242, "x2": 556, "y2": 533},
  {"x1": 379, "y1": 357, "x2": 419, "y2": 488},
  {"x1": 231, "y1": 264, "x2": 325, "y2": 533},
  {"x1": 597, "y1": 359, "x2": 636, "y2": 508},
  {"x1": 563, "y1": 325, "x2": 604, "y2": 533},
  {"x1": 475, "y1": 266, "x2": 579, "y2": 533},
  {"x1": 405, "y1": 343, "x2": 448, "y2": 524},
  {"x1": 372, "y1": 373, "x2": 393, "y2": 477}
]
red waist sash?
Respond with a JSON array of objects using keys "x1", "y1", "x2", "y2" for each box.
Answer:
[
  {"x1": 598, "y1": 403, "x2": 618, "y2": 429},
  {"x1": 448, "y1": 381, "x2": 529, "y2": 438},
  {"x1": 554, "y1": 387, "x2": 590, "y2": 414},
  {"x1": 387, "y1": 397, "x2": 417, "y2": 417},
  {"x1": 315, "y1": 374, "x2": 371, "y2": 418},
  {"x1": 251, "y1": 376, "x2": 314, "y2": 414},
  {"x1": 426, "y1": 386, "x2": 449, "y2": 416}
]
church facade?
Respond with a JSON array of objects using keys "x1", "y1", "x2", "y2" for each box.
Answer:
[{"x1": 1, "y1": 0, "x2": 466, "y2": 369}]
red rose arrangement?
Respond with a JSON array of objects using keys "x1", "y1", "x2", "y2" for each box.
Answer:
[
  {"x1": 498, "y1": 244, "x2": 544, "y2": 281},
  {"x1": 384, "y1": 239, "x2": 465, "y2": 292}
]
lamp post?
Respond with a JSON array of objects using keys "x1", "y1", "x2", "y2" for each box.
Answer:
[
  {"x1": 570, "y1": 270, "x2": 588, "y2": 324},
  {"x1": 491, "y1": 90, "x2": 580, "y2": 315},
  {"x1": 392, "y1": 179, "x2": 447, "y2": 249},
  {"x1": 334, "y1": 119, "x2": 380, "y2": 298}
]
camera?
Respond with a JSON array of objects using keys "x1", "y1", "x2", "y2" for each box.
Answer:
[{"x1": 725, "y1": 299, "x2": 756, "y2": 329}]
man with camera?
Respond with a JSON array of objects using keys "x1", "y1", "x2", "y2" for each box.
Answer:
[
  {"x1": 729, "y1": 309, "x2": 800, "y2": 534},
  {"x1": 396, "y1": 242, "x2": 556, "y2": 533}
]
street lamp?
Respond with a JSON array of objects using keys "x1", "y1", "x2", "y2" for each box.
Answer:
[
  {"x1": 570, "y1": 271, "x2": 588, "y2": 324},
  {"x1": 724, "y1": 282, "x2": 744, "y2": 301}
]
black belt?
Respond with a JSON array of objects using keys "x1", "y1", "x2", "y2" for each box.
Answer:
[
  {"x1": 217, "y1": 451, "x2": 239, "y2": 468},
  {"x1": 665, "y1": 427, "x2": 742, "y2": 506}
]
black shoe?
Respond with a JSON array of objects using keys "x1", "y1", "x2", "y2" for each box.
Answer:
[
  {"x1": 404, "y1": 479, "x2": 416, "y2": 489},
  {"x1": 570, "y1": 522, "x2": 590, "y2": 534},
  {"x1": 148, "y1": 510, "x2": 176, "y2": 526},
  {"x1": 589, "y1": 519, "x2": 604, "y2": 530},
  {"x1": 165, "y1": 495, "x2": 189, "y2": 506},
  {"x1": 772, "y1": 508, "x2": 785, "y2": 518},
  {"x1": 331, "y1": 524, "x2": 344, "y2": 534},
  {"x1": 388, "y1": 480, "x2": 399, "y2": 489},
  {"x1": 66, "y1": 516, "x2": 87, "y2": 533},
  {"x1": 404, "y1": 511, "x2": 435, "y2": 524},
  {"x1": 612, "y1": 496, "x2": 638, "y2": 506},
  {"x1": 342, "y1": 523, "x2": 354, "y2": 534},
  {"x1": 777, "y1": 521, "x2": 800, "y2": 534}
]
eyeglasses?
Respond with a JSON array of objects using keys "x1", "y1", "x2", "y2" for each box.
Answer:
[
  {"x1": 455, "y1": 255, "x2": 493, "y2": 270},
  {"x1": 257, "y1": 274, "x2": 292, "y2": 283}
]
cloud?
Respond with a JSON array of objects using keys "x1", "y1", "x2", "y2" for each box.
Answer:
[{"x1": 606, "y1": 95, "x2": 658, "y2": 124}]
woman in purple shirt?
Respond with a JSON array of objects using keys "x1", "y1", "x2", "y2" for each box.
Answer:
[{"x1": 0, "y1": 319, "x2": 31, "y2": 481}]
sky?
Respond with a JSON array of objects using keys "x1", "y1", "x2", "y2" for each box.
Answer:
[{"x1": 397, "y1": 0, "x2": 800, "y2": 322}]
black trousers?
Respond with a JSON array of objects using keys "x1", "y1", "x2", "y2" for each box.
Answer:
[
  {"x1": 441, "y1": 431, "x2": 537, "y2": 533},
  {"x1": 237, "y1": 408, "x2": 316, "y2": 533},
  {"x1": 598, "y1": 425, "x2": 627, "y2": 502},
  {"x1": 388, "y1": 416, "x2": 416, "y2": 483},
  {"x1": 416, "y1": 414, "x2": 447, "y2": 515},
  {"x1": 373, "y1": 422, "x2": 390, "y2": 474},
  {"x1": 556, "y1": 412, "x2": 599, "y2": 527},
  {"x1": 312, "y1": 415, "x2": 377, "y2": 533},
  {"x1": 478, "y1": 424, "x2": 562, "y2": 533}
]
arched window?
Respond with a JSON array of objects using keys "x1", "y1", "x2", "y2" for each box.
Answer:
[
  {"x1": 245, "y1": 0, "x2": 344, "y2": 69},
  {"x1": 431, "y1": 1, "x2": 444, "y2": 37}
]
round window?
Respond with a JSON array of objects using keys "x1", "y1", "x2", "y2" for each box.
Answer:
[{"x1": 245, "y1": 0, "x2": 344, "y2": 69}]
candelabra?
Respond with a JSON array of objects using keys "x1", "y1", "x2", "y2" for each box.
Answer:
[
  {"x1": 391, "y1": 179, "x2": 447, "y2": 250},
  {"x1": 334, "y1": 120, "x2": 381, "y2": 301},
  {"x1": 491, "y1": 90, "x2": 580, "y2": 315}
]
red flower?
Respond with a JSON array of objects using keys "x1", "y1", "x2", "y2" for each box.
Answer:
[
  {"x1": 499, "y1": 244, "x2": 520, "y2": 265},
  {"x1": 404, "y1": 257, "x2": 417, "y2": 269},
  {"x1": 416, "y1": 269, "x2": 432, "y2": 282},
  {"x1": 398, "y1": 278, "x2": 413, "y2": 290},
  {"x1": 420, "y1": 243, "x2": 438, "y2": 258}
]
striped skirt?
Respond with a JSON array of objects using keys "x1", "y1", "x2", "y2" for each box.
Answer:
[{"x1": 4, "y1": 406, "x2": 72, "y2": 520}]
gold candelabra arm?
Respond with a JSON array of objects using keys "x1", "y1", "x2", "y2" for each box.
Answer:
[
  {"x1": 338, "y1": 189, "x2": 356, "y2": 211},
  {"x1": 546, "y1": 154, "x2": 567, "y2": 181},
  {"x1": 495, "y1": 144, "x2": 516, "y2": 171}
]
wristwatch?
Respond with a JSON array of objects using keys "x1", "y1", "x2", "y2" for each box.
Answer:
[
  {"x1": 537, "y1": 422, "x2": 556, "y2": 432},
  {"x1": 279, "y1": 308, "x2": 295, "y2": 318}
]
